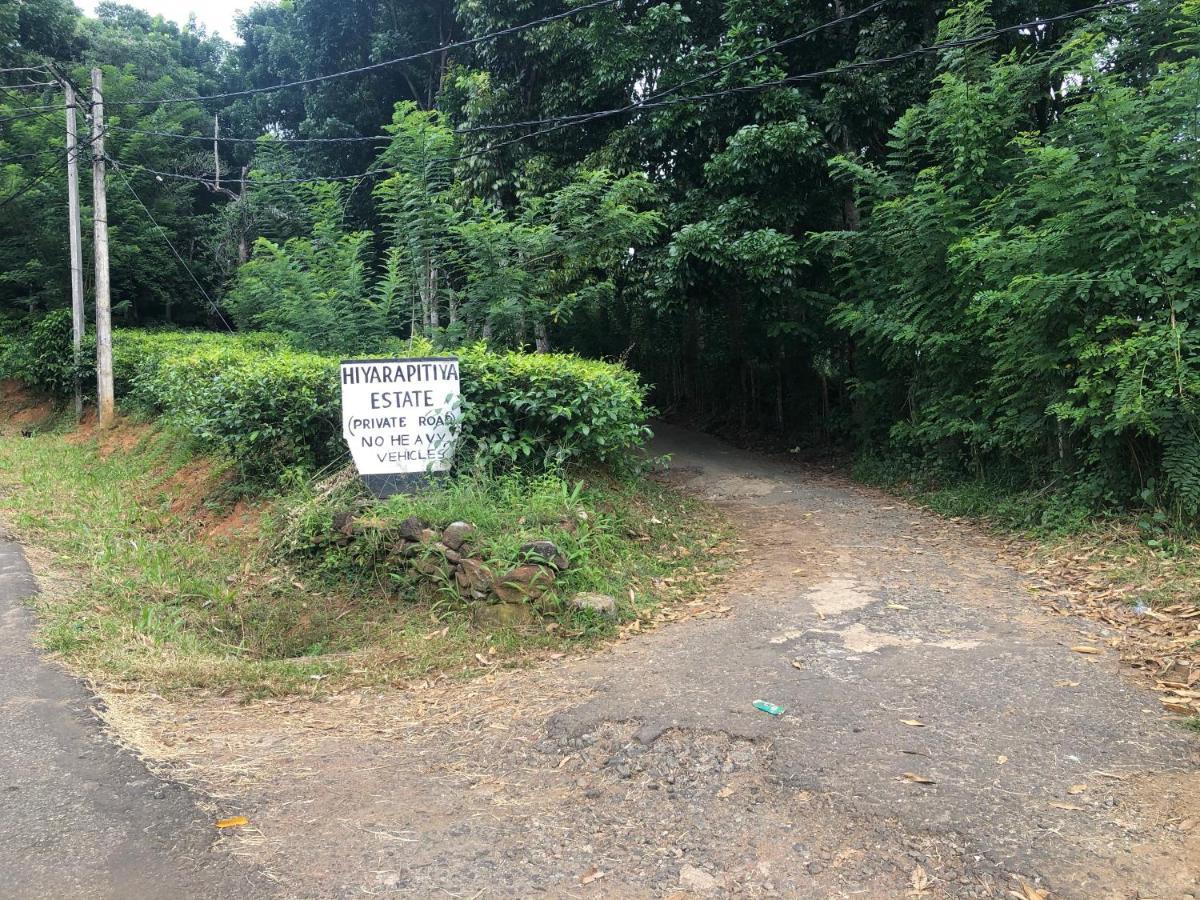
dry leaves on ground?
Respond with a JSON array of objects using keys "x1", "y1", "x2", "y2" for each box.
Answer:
[{"x1": 1001, "y1": 533, "x2": 1200, "y2": 718}]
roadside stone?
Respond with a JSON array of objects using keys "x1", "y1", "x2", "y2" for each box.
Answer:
[
  {"x1": 570, "y1": 592, "x2": 618, "y2": 619},
  {"x1": 417, "y1": 528, "x2": 438, "y2": 544},
  {"x1": 332, "y1": 510, "x2": 354, "y2": 536},
  {"x1": 397, "y1": 516, "x2": 427, "y2": 541},
  {"x1": 679, "y1": 865, "x2": 720, "y2": 894},
  {"x1": 473, "y1": 601, "x2": 538, "y2": 630},
  {"x1": 455, "y1": 558, "x2": 494, "y2": 595},
  {"x1": 519, "y1": 540, "x2": 569, "y2": 571},
  {"x1": 414, "y1": 555, "x2": 450, "y2": 579},
  {"x1": 442, "y1": 521, "x2": 474, "y2": 550},
  {"x1": 398, "y1": 540, "x2": 425, "y2": 558},
  {"x1": 493, "y1": 564, "x2": 556, "y2": 602}
]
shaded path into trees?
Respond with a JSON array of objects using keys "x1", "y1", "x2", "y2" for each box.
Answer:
[
  {"x1": 100, "y1": 424, "x2": 1200, "y2": 897},
  {"x1": 0, "y1": 532, "x2": 265, "y2": 899}
]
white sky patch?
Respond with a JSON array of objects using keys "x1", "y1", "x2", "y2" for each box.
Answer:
[{"x1": 76, "y1": 0, "x2": 274, "y2": 41}]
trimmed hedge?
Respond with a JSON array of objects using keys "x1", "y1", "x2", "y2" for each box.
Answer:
[{"x1": 4, "y1": 323, "x2": 651, "y2": 478}]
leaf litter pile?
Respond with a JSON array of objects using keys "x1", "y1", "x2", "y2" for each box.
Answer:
[{"x1": 1000, "y1": 527, "x2": 1200, "y2": 721}]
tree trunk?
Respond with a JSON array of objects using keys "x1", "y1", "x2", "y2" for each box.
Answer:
[
  {"x1": 427, "y1": 264, "x2": 439, "y2": 333},
  {"x1": 534, "y1": 320, "x2": 550, "y2": 353}
]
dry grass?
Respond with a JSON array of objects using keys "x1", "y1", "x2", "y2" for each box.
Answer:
[{"x1": 999, "y1": 525, "x2": 1200, "y2": 718}]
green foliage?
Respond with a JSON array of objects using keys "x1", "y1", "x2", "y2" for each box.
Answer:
[
  {"x1": 224, "y1": 182, "x2": 382, "y2": 353},
  {"x1": 452, "y1": 343, "x2": 650, "y2": 470},
  {"x1": 0, "y1": 414, "x2": 722, "y2": 693},
  {"x1": 0, "y1": 308, "x2": 92, "y2": 396},
  {"x1": 105, "y1": 329, "x2": 650, "y2": 480},
  {"x1": 278, "y1": 465, "x2": 721, "y2": 630},
  {"x1": 822, "y1": 0, "x2": 1200, "y2": 516},
  {"x1": 132, "y1": 341, "x2": 343, "y2": 478},
  {"x1": 8, "y1": 0, "x2": 1198, "y2": 525}
]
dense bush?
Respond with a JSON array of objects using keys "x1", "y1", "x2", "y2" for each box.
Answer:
[
  {"x1": 131, "y1": 340, "x2": 342, "y2": 478},
  {"x1": 452, "y1": 345, "x2": 649, "y2": 470},
  {"x1": 0, "y1": 309, "x2": 93, "y2": 396},
  {"x1": 99, "y1": 330, "x2": 650, "y2": 479},
  {"x1": 820, "y1": 1, "x2": 1200, "y2": 517}
]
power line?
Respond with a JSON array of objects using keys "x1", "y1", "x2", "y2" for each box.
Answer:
[
  {"x1": 0, "y1": 101, "x2": 61, "y2": 111},
  {"x1": 108, "y1": 126, "x2": 393, "y2": 145},
  {"x1": 0, "y1": 109, "x2": 62, "y2": 124},
  {"x1": 106, "y1": 0, "x2": 629, "y2": 109},
  {"x1": 0, "y1": 150, "x2": 55, "y2": 165},
  {"x1": 449, "y1": 0, "x2": 1141, "y2": 159},
  {"x1": 0, "y1": 153, "x2": 66, "y2": 209},
  {"x1": 104, "y1": 0, "x2": 887, "y2": 146},
  {"x1": 0, "y1": 65, "x2": 49, "y2": 75},
  {"x1": 110, "y1": 161, "x2": 236, "y2": 331},
  {"x1": 106, "y1": 0, "x2": 1144, "y2": 188}
]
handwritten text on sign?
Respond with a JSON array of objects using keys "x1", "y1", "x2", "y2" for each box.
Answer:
[{"x1": 340, "y1": 358, "x2": 460, "y2": 475}]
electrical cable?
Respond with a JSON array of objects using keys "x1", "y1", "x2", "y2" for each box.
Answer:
[
  {"x1": 106, "y1": 0, "x2": 629, "y2": 108},
  {"x1": 441, "y1": 0, "x2": 1142, "y2": 161},
  {"x1": 0, "y1": 152, "x2": 67, "y2": 209},
  {"x1": 1, "y1": 80, "x2": 57, "y2": 90},
  {"x1": 0, "y1": 150, "x2": 54, "y2": 165},
  {"x1": 110, "y1": 161, "x2": 237, "y2": 331},
  {"x1": 0, "y1": 109, "x2": 63, "y2": 124},
  {"x1": 106, "y1": 0, "x2": 1143, "y2": 186},
  {"x1": 104, "y1": 0, "x2": 887, "y2": 145}
]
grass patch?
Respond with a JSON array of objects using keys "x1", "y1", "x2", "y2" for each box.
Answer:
[{"x1": 0, "y1": 416, "x2": 731, "y2": 696}]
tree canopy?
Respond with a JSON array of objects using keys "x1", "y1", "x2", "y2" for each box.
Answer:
[{"x1": 2, "y1": 0, "x2": 1197, "y2": 517}]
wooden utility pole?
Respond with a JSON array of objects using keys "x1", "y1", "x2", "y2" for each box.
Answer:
[
  {"x1": 90, "y1": 68, "x2": 114, "y2": 427},
  {"x1": 62, "y1": 77, "x2": 86, "y2": 422}
]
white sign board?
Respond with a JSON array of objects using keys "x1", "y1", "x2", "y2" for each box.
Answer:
[{"x1": 340, "y1": 357, "x2": 461, "y2": 479}]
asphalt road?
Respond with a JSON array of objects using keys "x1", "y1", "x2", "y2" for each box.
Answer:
[{"x1": 0, "y1": 532, "x2": 267, "y2": 899}]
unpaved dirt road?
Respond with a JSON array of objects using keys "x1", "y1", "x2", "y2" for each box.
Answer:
[{"x1": 25, "y1": 425, "x2": 1200, "y2": 897}]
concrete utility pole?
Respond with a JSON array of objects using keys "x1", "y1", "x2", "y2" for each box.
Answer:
[
  {"x1": 62, "y1": 78, "x2": 86, "y2": 422},
  {"x1": 213, "y1": 114, "x2": 220, "y2": 192},
  {"x1": 90, "y1": 68, "x2": 114, "y2": 427}
]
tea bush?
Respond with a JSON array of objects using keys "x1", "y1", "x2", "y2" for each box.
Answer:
[
  {"x1": 0, "y1": 309, "x2": 93, "y2": 396},
  {"x1": 19, "y1": 328, "x2": 653, "y2": 479}
]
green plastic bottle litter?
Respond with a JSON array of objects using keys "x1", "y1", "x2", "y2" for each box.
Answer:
[{"x1": 753, "y1": 700, "x2": 785, "y2": 716}]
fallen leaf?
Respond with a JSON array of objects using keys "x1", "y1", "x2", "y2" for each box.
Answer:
[
  {"x1": 579, "y1": 866, "x2": 606, "y2": 885},
  {"x1": 1071, "y1": 645, "x2": 1103, "y2": 655},
  {"x1": 887, "y1": 603, "x2": 910, "y2": 610},
  {"x1": 900, "y1": 719, "x2": 926, "y2": 727},
  {"x1": 1160, "y1": 698, "x2": 1194, "y2": 714},
  {"x1": 1049, "y1": 801, "x2": 1085, "y2": 811},
  {"x1": 1009, "y1": 883, "x2": 1049, "y2": 900},
  {"x1": 907, "y1": 863, "x2": 931, "y2": 896},
  {"x1": 215, "y1": 815, "x2": 249, "y2": 829},
  {"x1": 790, "y1": 659, "x2": 805, "y2": 670},
  {"x1": 716, "y1": 785, "x2": 737, "y2": 799},
  {"x1": 1055, "y1": 680, "x2": 1081, "y2": 687},
  {"x1": 474, "y1": 653, "x2": 494, "y2": 667},
  {"x1": 901, "y1": 772, "x2": 936, "y2": 784},
  {"x1": 1067, "y1": 784, "x2": 1088, "y2": 794},
  {"x1": 997, "y1": 755, "x2": 1008, "y2": 765}
]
